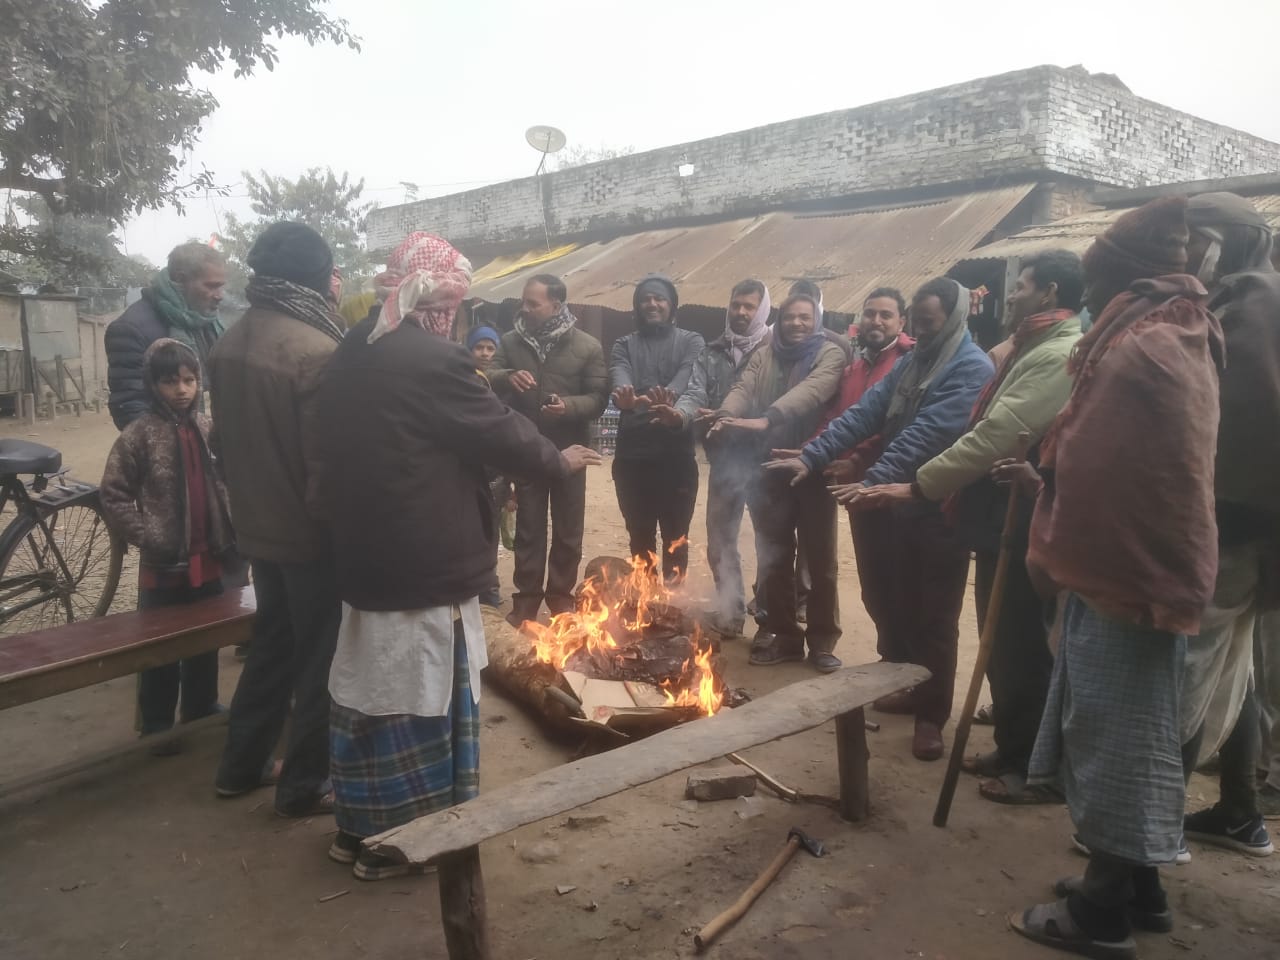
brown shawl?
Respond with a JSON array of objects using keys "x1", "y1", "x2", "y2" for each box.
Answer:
[{"x1": 1030, "y1": 275, "x2": 1224, "y2": 634}]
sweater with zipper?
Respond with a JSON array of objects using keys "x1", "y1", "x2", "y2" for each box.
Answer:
[{"x1": 487, "y1": 326, "x2": 608, "y2": 449}]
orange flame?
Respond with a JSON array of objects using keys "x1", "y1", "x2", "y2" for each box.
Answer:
[
  {"x1": 515, "y1": 553, "x2": 722, "y2": 716},
  {"x1": 661, "y1": 641, "x2": 723, "y2": 717},
  {"x1": 519, "y1": 579, "x2": 618, "y2": 670},
  {"x1": 666, "y1": 535, "x2": 689, "y2": 555}
]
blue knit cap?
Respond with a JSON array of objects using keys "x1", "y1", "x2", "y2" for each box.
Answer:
[{"x1": 466, "y1": 325, "x2": 500, "y2": 350}]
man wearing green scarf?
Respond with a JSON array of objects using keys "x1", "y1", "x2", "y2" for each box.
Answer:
[{"x1": 106, "y1": 242, "x2": 227, "y2": 429}]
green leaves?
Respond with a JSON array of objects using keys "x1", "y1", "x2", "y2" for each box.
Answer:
[
  {"x1": 219, "y1": 167, "x2": 375, "y2": 306},
  {"x1": 0, "y1": 0, "x2": 358, "y2": 279}
]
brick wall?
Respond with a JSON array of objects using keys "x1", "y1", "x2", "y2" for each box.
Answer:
[{"x1": 368, "y1": 65, "x2": 1280, "y2": 257}]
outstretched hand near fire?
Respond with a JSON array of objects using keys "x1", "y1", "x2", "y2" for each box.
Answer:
[
  {"x1": 560, "y1": 445, "x2": 603, "y2": 474},
  {"x1": 646, "y1": 386, "x2": 678, "y2": 408},
  {"x1": 830, "y1": 482, "x2": 913, "y2": 510},
  {"x1": 612, "y1": 385, "x2": 650, "y2": 412},
  {"x1": 763, "y1": 454, "x2": 811, "y2": 486}
]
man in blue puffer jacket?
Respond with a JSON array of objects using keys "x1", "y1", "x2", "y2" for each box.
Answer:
[{"x1": 767, "y1": 277, "x2": 993, "y2": 761}]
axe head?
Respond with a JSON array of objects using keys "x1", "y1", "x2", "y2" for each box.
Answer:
[{"x1": 788, "y1": 827, "x2": 826, "y2": 857}]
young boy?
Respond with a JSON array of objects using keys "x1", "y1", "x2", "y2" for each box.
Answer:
[
  {"x1": 467, "y1": 324, "x2": 500, "y2": 367},
  {"x1": 468, "y1": 325, "x2": 509, "y2": 607},
  {"x1": 100, "y1": 339, "x2": 237, "y2": 753}
]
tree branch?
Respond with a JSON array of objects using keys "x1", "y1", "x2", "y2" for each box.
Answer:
[{"x1": 0, "y1": 168, "x2": 65, "y2": 199}]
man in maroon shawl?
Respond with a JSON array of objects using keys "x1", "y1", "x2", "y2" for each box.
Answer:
[{"x1": 1010, "y1": 198, "x2": 1224, "y2": 959}]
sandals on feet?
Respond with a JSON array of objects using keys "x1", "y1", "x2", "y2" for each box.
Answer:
[
  {"x1": 960, "y1": 750, "x2": 1011, "y2": 778},
  {"x1": 1051, "y1": 877, "x2": 1173, "y2": 934},
  {"x1": 979, "y1": 771, "x2": 1064, "y2": 805},
  {"x1": 973, "y1": 703, "x2": 994, "y2": 725},
  {"x1": 1008, "y1": 899, "x2": 1136, "y2": 960}
]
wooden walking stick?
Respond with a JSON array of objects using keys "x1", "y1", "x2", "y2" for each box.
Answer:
[{"x1": 933, "y1": 431, "x2": 1032, "y2": 828}]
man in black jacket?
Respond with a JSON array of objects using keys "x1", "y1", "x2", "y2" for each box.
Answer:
[
  {"x1": 314, "y1": 238, "x2": 600, "y2": 904},
  {"x1": 105, "y1": 243, "x2": 227, "y2": 429},
  {"x1": 609, "y1": 275, "x2": 706, "y2": 581}
]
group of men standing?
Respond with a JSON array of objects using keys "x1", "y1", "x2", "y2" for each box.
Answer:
[
  {"x1": 480, "y1": 192, "x2": 1280, "y2": 958},
  {"x1": 103, "y1": 186, "x2": 1280, "y2": 958}
]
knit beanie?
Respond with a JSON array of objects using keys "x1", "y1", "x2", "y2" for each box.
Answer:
[
  {"x1": 246, "y1": 222, "x2": 335, "y2": 295},
  {"x1": 466, "y1": 325, "x2": 500, "y2": 351}
]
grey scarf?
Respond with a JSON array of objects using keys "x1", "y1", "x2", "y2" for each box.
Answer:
[{"x1": 883, "y1": 279, "x2": 970, "y2": 440}]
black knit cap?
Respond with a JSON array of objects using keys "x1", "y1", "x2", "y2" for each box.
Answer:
[{"x1": 246, "y1": 222, "x2": 334, "y2": 294}]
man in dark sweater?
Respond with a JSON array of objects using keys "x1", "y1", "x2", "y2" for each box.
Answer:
[{"x1": 609, "y1": 275, "x2": 707, "y2": 581}]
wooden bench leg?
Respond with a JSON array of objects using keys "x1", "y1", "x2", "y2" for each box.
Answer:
[
  {"x1": 835, "y1": 707, "x2": 869, "y2": 822},
  {"x1": 437, "y1": 844, "x2": 490, "y2": 960}
]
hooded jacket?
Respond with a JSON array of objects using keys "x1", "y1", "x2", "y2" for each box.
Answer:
[
  {"x1": 100, "y1": 343, "x2": 235, "y2": 574},
  {"x1": 608, "y1": 275, "x2": 707, "y2": 460}
]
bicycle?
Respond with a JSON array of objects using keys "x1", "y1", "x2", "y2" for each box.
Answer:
[{"x1": 0, "y1": 438, "x2": 123, "y2": 635}]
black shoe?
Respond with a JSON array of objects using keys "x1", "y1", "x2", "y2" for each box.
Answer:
[
  {"x1": 329, "y1": 830, "x2": 362, "y2": 865},
  {"x1": 353, "y1": 849, "x2": 435, "y2": 882},
  {"x1": 506, "y1": 605, "x2": 540, "y2": 628},
  {"x1": 1184, "y1": 805, "x2": 1274, "y2": 856},
  {"x1": 749, "y1": 634, "x2": 805, "y2": 666},
  {"x1": 1052, "y1": 876, "x2": 1173, "y2": 933},
  {"x1": 808, "y1": 651, "x2": 841, "y2": 674},
  {"x1": 275, "y1": 784, "x2": 335, "y2": 819}
]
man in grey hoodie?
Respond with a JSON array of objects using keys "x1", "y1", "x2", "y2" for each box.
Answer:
[{"x1": 609, "y1": 275, "x2": 707, "y2": 581}]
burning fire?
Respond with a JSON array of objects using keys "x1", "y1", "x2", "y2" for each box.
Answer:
[
  {"x1": 661, "y1": 640, "x2": 724, "y2": 717},
  {"x1": 517, "y1": 553, "x2": 723, "y2": 716}
]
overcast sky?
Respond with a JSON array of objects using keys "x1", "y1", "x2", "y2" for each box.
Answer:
[{"x1": 120, "y1": 0, "x2": 1280, "y2": 265}]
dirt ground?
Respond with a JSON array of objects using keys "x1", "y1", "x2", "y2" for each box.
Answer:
[{"x1": 1, "y1": 409, "x2": 1277, "y2": 960}]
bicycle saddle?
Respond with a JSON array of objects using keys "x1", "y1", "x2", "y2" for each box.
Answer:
[{"x1": 0, "y1": 438, "x2": 62, "y2": 475}]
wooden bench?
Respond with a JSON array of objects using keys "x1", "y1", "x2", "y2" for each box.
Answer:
[
  {"x1": 0, "y1": 585, "x2": 256, "y2": 711},
  {"x1": 367, "y1": 660, "x2": 929, "y2": 960}
]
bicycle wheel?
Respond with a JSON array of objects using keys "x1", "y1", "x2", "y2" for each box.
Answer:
[{"x1": 0, "y1": 500, "x2": 123, "y2": 635}]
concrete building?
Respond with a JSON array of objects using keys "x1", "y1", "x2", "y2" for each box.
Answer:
[{"x1": 368, "y1": 64, "x2": 1280, "y2": 348}]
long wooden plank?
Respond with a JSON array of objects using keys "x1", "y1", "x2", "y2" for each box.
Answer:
[
  {"x1": 0, "y1": 586, "x2": 255, "y2": 677},
  {"x1": 0, "y1": 587, "x2": 256, "y2": 710},
  {"x1": 368, "y1": 661, "x2": 928, "y2": 864},
  {"x1": 0, "y1": 619, "x2": 252, "y2": 709}
]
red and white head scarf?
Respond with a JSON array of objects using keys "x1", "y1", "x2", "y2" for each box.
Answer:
[{"x1": 369, "y1": 233, "x2": 473, "y2": 342}]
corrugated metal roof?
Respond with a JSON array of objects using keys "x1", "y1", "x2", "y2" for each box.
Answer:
[
  {"x1": 967, "y1": 194, "x2": 1280, "y2": 261},
  {"x1": 468, "y1": 184, "x2": 1036, "y2": 311}
]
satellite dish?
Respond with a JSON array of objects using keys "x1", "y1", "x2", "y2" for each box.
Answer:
[
  {"x1": 525, "y1": 125, "x2": 567, "y2": 154},
  {"x1": 526, "y1": 125, "x2": 567, "y2": 176}
]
